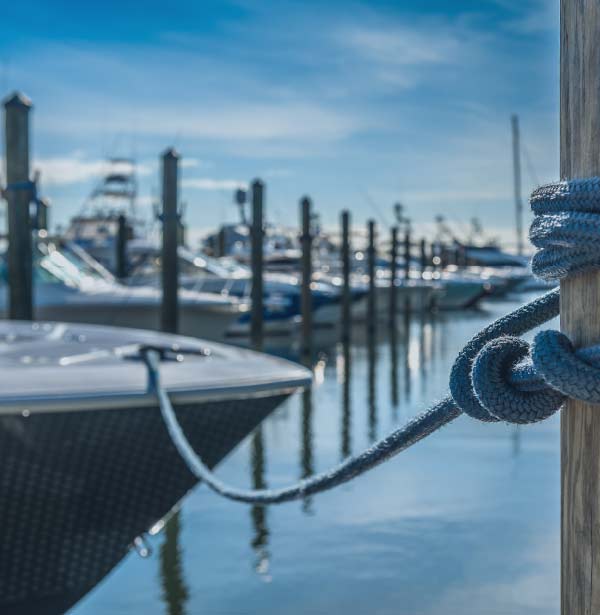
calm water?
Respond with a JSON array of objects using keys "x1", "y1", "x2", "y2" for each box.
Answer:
[{"x1": 74, "y1": 293, "x2": 560, "y2": 615}]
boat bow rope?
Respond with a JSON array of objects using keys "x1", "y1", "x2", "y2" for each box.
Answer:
[{"x1": 141, "y1": 178, "x2": 600, "y2": 505}]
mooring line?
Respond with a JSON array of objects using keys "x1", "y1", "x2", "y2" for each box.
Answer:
[{"x1": 141, "y1": 177, "x2": 600, "y2": 505}]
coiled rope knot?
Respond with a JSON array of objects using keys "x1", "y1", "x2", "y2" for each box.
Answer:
[
  {"x1": 451, "y1": 326, "x2": 600, "y2": 424},
  {"x1": 448, "y1": 176, "x2": 600, "y2": 424},
  {"x1": 531, "y1": 177, "x2": 600, "y2": 280}
]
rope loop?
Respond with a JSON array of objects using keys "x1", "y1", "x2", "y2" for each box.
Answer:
[
  {"x1": 530, "y1": 177, "x2": 600, "y2": 281},
  {"x1": 532, "y1": 329, "x2": 600, "y2": 404},
  {"x1": 472, "y1": 336, "x2": 564, "y2": 424}
]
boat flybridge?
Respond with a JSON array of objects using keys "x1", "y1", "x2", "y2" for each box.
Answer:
[
  {"x1": 0, "y1": 320, "x2": 311, "y2": 614},
  {"x1": 0, "y1": 237, "x2": 246, "y2": 342}
]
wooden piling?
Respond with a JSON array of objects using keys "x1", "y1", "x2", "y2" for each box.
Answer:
[
  {"x1": 160, "y1": 148, "x2": 179, "y2": 334},
  {"x1": 367, "y1": 220, "x2": 377, "y2": 335},
  {"x1": 403, "y1": 228, "x2": 411, "y2": 279},
  {"x1": 561, "y1": 2, "x2": 600, "y2": 612},
  {"x1": 420, "y1": 238, "x2": 427, "y2": 274},
  {"x1": 250, "y1": 179, "x2": 264, "y2": 351},
  {"x1": 389, "y1": 226, "x2": 398, "y2": 325},
  {"x1": 36, "y1": 197, "x2": 49, "y2": 232},
  {"x1": 116, "y1": 214, "x2": 128, "y2": 280},
  {"x1": 341, "y1": 211, "x2": 351, "y2": 344},
  {"x1": 300, "y1": 197, "x2": 313, "y2": 359},
  {"x1": 3, "y1": 92, "x2": 33, "y2": 320}
]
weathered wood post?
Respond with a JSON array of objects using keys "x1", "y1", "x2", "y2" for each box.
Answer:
[
  {"x1": 420, "y1": 238, "x2": 428, "y2": 274},
  {"x1": 250, "y1": 179, "x2": 264, "y2": 351},
  {"x1": 36, "y1": 197, "x2": 49, "y2": 233},
  {"x1": 300, "y1": 197, "x2": 313, "y2": 359},
  {"x1": 217, "y1": 227, "x2": 226, "y2": 257},
  {"x1": 161, "y1": 147, "x2": 179, "y2": 334},
  {"x1": 403, "y1": 227, "x2": 411, "y2": 280},
  {"x1": 115, "y1": 214, "x2": 128, "y2": 280},
  {"x1": 367, "y1": 220, "x2": 377, "y2": 335},
  {"x1": 561, "y1": 2, "x2": 600, "y2": 612},
  {"x1": 341, "y1": 210, "x2": 351, "y2": 344},
  {"x1": 389, "y1": 226, "x2": 398, "y2": 325},
  {"x1": 3, "y1": 92, "x2": 33, "y2": 320}
]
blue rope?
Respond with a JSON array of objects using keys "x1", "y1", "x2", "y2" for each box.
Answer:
[{"x1": 143, "y1": 177, "x2": 600, "y2": 504}]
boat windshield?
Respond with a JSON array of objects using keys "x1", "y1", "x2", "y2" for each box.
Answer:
[{"x1": 0, "y1": 239, "x2": 111, "y2": 289}]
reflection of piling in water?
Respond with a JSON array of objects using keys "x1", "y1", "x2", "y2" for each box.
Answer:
[
  {"x1": 300, "y1": 387, "x2": 314, "y2": 512},
  {"x1": 419, "y1": 314, "x2": 427, "y2": 394},
  {"x1": 367, "y1": 331, "x2": 377, "y2": 442},
  {"x1": 390, "y1": 322, "x2": 399, "y2": 416},
  {"x1": 403, "y1": 308, "x2": 412, "y2": 401},
  {"x1": 249, "y1": 429, "x2": 270, "y2": 577},
  {"x1": 341, "y1": 341, "x2": 352, "y2": 459},
  {"x1": 512, "y1": 425, "x2": 521, "y2": 457},
  {"x1": 160, "y1": 512, "x2": 189, "y2": 615}
]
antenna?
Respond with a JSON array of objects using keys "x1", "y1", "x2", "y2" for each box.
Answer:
[{"x1": 511, "y1": 114, "x2": 524, "y2": 256}]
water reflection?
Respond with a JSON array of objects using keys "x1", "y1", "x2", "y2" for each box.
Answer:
[
  {"x1": 403, "y1": 309, "x2": 412, "y2": 401},
  {"x1": 390, "y1": 322, "x2": 399, "y2": 416},
  {"x1": 367, "y1": 328, "x2": 377, "y2": 442},
  {"x1": 300, "y1": 387, "x2": 315, "y2": 513},
  {"x1": 341, "y1": 341, "x2": 352, "y2": 459},
  {"x1": 159, "y1": 512, "x2": 189, "y2": 615},
  {"x1": 249, "y1": 428, "x2": 271, "y2": 581}
]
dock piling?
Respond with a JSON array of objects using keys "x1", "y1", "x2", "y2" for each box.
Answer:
[
  {"x1": 403, "y1": 228, "x2": 411, "y2": 280},
  {"x1": 341, "y1": 211, "x2": 351, "y2": 344},
  {"x1": 300, "y1": 197, "x2": 313, "y2": 359},
  {"x1": 560, "y1": 1, "x2": 600, "y2": 612},
  {"x1": 160, "y1": 147, "x2": 180, "y2": 334},
  {"x1": 367, "y1": 220, "x2": 377, "y2": 335},
  {"x1": 116, "y1": 214, "x2": 128, "y2": 280},
  {"x1": 3, "y1": 92, "x2": 33, "y2": 320},
  {"x1": 420, "y1": 238, "x2": 427, "y2": 275},
  {"x1": 389, "y1": 226, "x2": 398, "y2": 326},
  {"x1": 250, "y1": 179, "x2": 264, "y2": 351}
]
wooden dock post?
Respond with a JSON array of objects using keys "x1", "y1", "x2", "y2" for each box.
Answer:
[
  {"x1": 341, "y1": 211, "x2": 351, "y2": 344},
  {"x1": 389, "y1": 226, "x2": 398, "y2": 326},
  {"x1": 300, "y1": 197, "x2": 313, "y2": 359},
  {"x1": 160, "y1": 147, "x2": 179, "y2": 334},
  {"x1": 561, "y1": 2, "x2": 600, "y2": 612},
  {"x1": 116, "y1": 214, "x2": 128, "y2": 280},
  {"x1": 367, "y1": 220, "x2": 377, "y2": 335},
  {"x1": 3, "y1": 92, "x2": 33, "y2": 320},
  {"x1": 403, "y1": 227, "x2": 411, "y2": 280},
  {"x1": 36, "y1": 197, "x2": 49, "y2": 233},
  {"x1": 420, "y1": 238, "x2": 428, "y2": 274},
  {"x1": 250, "y1": 179, "x2": 264, "y2": 351}
]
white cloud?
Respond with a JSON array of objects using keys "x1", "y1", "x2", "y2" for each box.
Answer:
[
  {"x1": 33, "y1": 154, "x2": 152, "y2": 185},
  {"x1": 340, "y1": 25, "x2": 461, "y2": 67},
  {"x1": 182, "y1": 178, "x2": 248, "y2": 191},
  {"x1": 41, "y1": 102, "x2": 362, "y2": 142}
]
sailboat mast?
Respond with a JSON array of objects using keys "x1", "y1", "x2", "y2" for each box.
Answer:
[{"x1": 511, "y1": 114, "x2": 524, "y2": 256}]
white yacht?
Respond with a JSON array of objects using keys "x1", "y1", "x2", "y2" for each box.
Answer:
[{"x1": 0, "y1": 239, "x2": 245, "y2": 342}]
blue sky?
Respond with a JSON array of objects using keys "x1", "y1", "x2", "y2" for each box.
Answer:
[{"x1": 0, "y1": 0, "x2": 558, "y2": 247}]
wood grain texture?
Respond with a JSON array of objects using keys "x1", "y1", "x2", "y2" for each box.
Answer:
[{"x1": 561, "y1": 1, "x2": 600, "y2": 612}]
